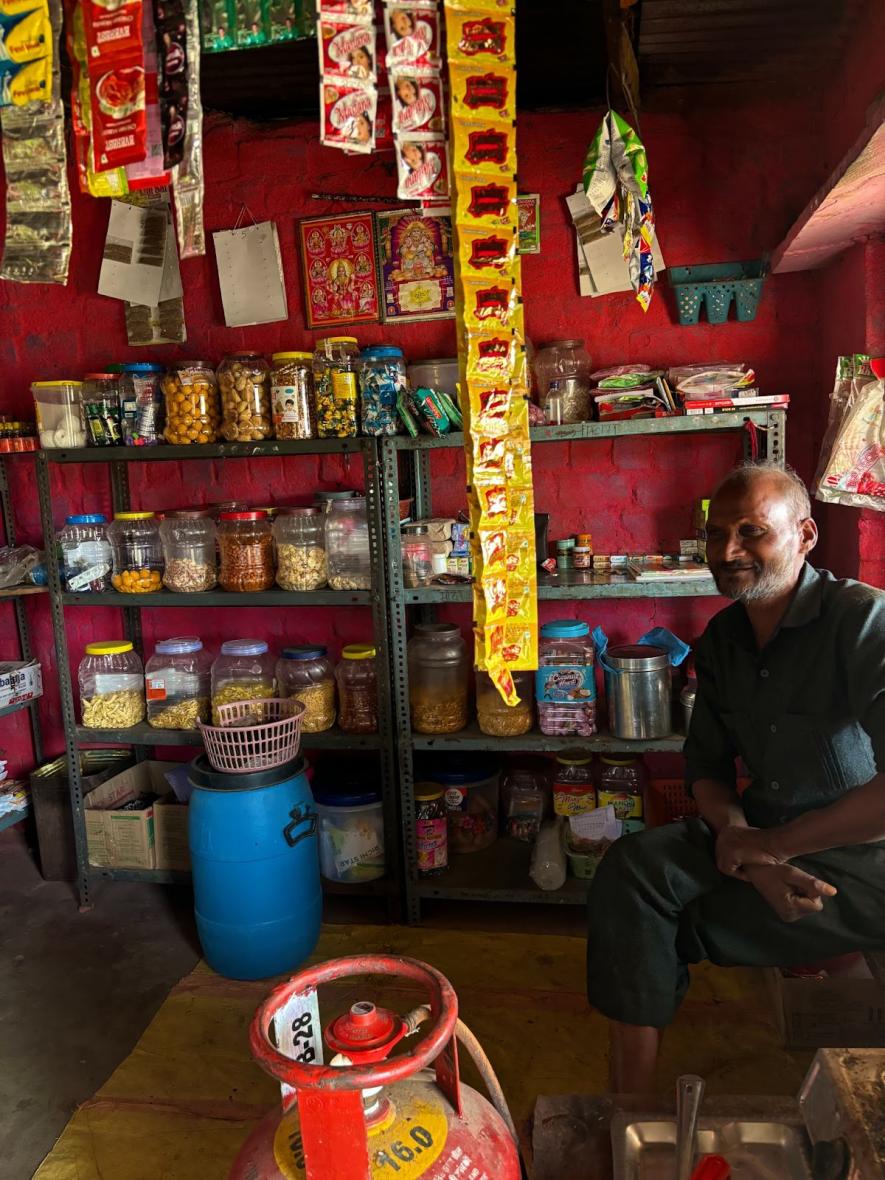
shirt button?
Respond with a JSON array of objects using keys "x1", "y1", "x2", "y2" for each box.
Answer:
[
  {"x1": 771, "y1": 781, "x2": 780, "y2": 791},
  {"x1": 760, "y1": 669, "x2": 770, "y2": 678},
  {"x1": 770, "y1": 724, "x2": 777, "y2": 734}
]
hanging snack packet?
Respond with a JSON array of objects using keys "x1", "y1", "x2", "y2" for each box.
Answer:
[
  {"x1": 460, "y1": 275, "x2": 520, "y2": 332},
  {"x1": 155, "y1": 0, "x2": 188, "y2": 168},
  {"x1": 320, "y1": 13, "x2": 376, "y2": 81},
  {"x1": 448, "y1": 62, "x2": 515, "y2": 123},
  {"x1": 384, "y1": 3, "x2": 440, "y2": 70},
  {"x1": 89, "y1": 59, "x2": 146, "y2": 170},
  {"x1": 0, "y1": 6, "x2": 52, "y2": 64},
  {"x1": 317, "y1": 0, "x2": 373, "y2": 18},
  {"x1": 232, "y1": 0, "x2": 266, "y2": 47},
  {"x1": 0, "y1": 56, "x2": 51, "y2": 105},
  {"x1": 389, "y1": 70, "x2": 444, "y2": 134},
  {"x1": 451, "y1": 118, "x2": 516, "y2": 178},
  {"x1": 457, "y1": 173, "x2": 517, "y2": 229},
  {"x1": 465, "y1": 331, "x2": 521, "y2": 383},
  {"x1": 82, "y1": 0, "x2": 142, "y2": 62},
  {"x1": 321, "y1": 77, "x2": 377, "y2": 152},
  {"x1": 396, "y1": 132, "x2": 449, "y2": 200},
  {"x1": 446, "y1": 9, "x2": 514, "y2": 66},
  {"x1": 458, "y1": 224, "x2": 517, "y2": 275}
]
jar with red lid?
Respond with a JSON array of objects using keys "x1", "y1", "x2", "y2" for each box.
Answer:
[
  {"x1": 218, "y1": 511, "x2": 274, "y2": 592},
  {"x1": 552, "y1": 751, "x2": 596, "y2": 816}
]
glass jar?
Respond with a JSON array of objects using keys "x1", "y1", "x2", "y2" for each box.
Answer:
[
  {"x1": 402, "y1": 525, "x2": 433, "y2": 588},
  {"x1": 553, "y1": 752, "x2": 596, "y2": 816},
  {"x1": 120, "y1": 362, "x2": 164, "y2": 446},
  {"x1": 415, "y1": 783, "x2": 448, "y2": 877},
  {"x1": 78, "y1": 640, "x2": 145, "y2": 729},
  {"x1": 314, "y1": 336, "x2": 360, "y2": 438},
  {"x1": 82, "y1": 373, "x2": 123, "y2": 447},
  {"x1": 31, "y1": 380, "x2": 86, "y2": 448},
  {"x1": 534, "y1": 340, "x2": 592, "y2": 423},
  {"x1": 274, "y1": 507, "x2": 328, "y2": 591},
  {"x1": 314, "y1": 489, "x2": 358, "y2": 514},
  {"x1": 271, "y1": 351, "x2": 315, "y2": 439},
  {"x1": 210, "y1": 639, "x2": 276, "y2": 723},
  {"x1": 160, "y1": 510, "x2": 218, "y2": 592},
  {"x1": 431, "y1": 758, "x2": 499, "y2": 855},
  {"x1": 336, "y1": 644, "x2": 378, "y2": 733},
  {"x1": 536, "y1": 619, "x2": 597, "y2": 736},
  {"x1": 325, "y1": 496, "x2": 371, "y2": 590},
  {"x1": 358, "y1": 345, "x2": 405, "y2": 436},
  {"x1": 108, "y1": 511, "x2": 163, "y2": 593},
  {"x1": 598, "y1": 755, "x2": 646, "y2": 821},
  {"x1": 161, "y1": 361, "x2": 221, "y2": 445},
  {"x1": 275, "y1": 645, "x2": 336, "y2": 732},
  {"x1": 476, "y1": 669, "x2": 533, "y2": 737},
  {"x1": 218, "y1": 511, "x2": 274, "y2": 592},
  {"x1": 58, "y1": 513, "x2": 113, "y2": 592},
  {"x1": 501, "y1": 756, "x2": 551, "y2": 841},
  {"x1": 145, "y1": 636, "x2": 211, "y2": 729},
  {"x1": 217, "y1": 352, "x2": 273, "y2": 442},
  {"x1": 408, "y1": 622, "x2": 468, "y2": 734}
]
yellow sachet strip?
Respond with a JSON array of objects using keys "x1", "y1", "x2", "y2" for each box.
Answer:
[
  {"x1": 446, "y1": 9, "x2": 516, "y2": 67},
  {"x1": 449, "y1": 62, "x2": 516, "y2": 124},
  {"x1": 451, "y1": 119, "x2": 518, "y2": 179},
  {"x1": 453, "y1": 172, "x2": 518, "y2": 231}
]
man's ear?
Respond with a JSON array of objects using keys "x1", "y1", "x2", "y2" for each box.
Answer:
[{"x1": 800, "y1": 516, "x2": 818, "y2": 554}]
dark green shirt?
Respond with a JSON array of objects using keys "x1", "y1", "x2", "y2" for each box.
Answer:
[{"x1": 684, "y1": 563, "x2": 885, "y2": 829}]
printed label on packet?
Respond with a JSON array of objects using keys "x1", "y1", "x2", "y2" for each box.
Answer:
[
  {"x1": 467, "y1": 382, "x2": 528, "y2": 439},
  {"x1": 396, "y1": 132, "x2": 449, "y2": 201},
  {"x1": 476, "y1": 621, "x2": 536, "y2": 672},
  {"x1": 475, "y1": 574, "x2": 535, "y2": 625},
  {"x1": 320, "y1": 78, "x2": 377, "y2": 153},
  {"x1": 0, "y1": 7, "x2": 52, "y2": 65},
  {"x1": 459, "y1": 175, "x2": 518, "y2": 229},
  {"x1": 470, "y1": 432, "x2": 533, "y2": 486},
  {"x1": 90, "y1": 62, "x2": 147, "y2": 170},
  {"x1": 461, "y1": 277, "x2": 521, "y2": 332},
  {"x1": 83, "y1": 0, "x2": 143, "y2": 62},
  {"x1": 449, "y1": 63, "x2": 515, "y2": 122},
  {"x1": 457, "y1": 225, "x2": 518, "y2": 274},
  {"x1": 317, "y1": 0, "x2": 374, "y2": 22},
  {"x1": 535, "y1": 664, "x2": 596, "y2": 705},
  {"x1": 384, "y1": 4, "x2": 440, "y2": 70},
  {"x1": 319, "y1": 15, "x2": 377, "y2": 83},
  {"x1": 451, "y1": 119, "x2": 516, "y2": 177},
  {"x1": 389, "y1": 70, "x2": 444, "y2": 135},
  {"x1": 446, "y1": 10, "x2": 514, "y2": 67},
  {"x1": 0, "y1": 54, "x2": 51, "y2": 105},
  {"x1": 465, "y1": 332, "x2": 525, "y2": 383}
]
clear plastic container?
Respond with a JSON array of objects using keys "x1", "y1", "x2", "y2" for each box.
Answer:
[
  {"x1": 274, "y1": 507, "x2": 328, "y2": 591},
  {"x1": 217, "y1": 352, "x2": 273, "y2": 442},
  {"x1": 325, "y1": 496, "x2": 371, "y2": 590},
  {"x1": 430, "y1": 758, "x2": 499, "y2": 855},
  {"x1": 314, "y1": 336, "x2": 360, "y2": 438},
  {"x1": 275, "y1": 645, "x2": 336, "y2": 732},
  {"x1": 210, "y1": 639, "x2": 276, "y2": 724},
  {"x1": 271, "y1": 351, "x2": 315, "y2": 439},
  {"x1": 120, "y1": 362, "x2": 164, "y2": 446},
  {"x1": 108, "y1": 511, "x2": 163, "y2": 593},
  {"x1": 598, "y1": 755, "x2": 646, "y2": 820},
  {"x1": 31, "y1": 381, "x2": 86, "y2": 448},
  {"x1": 408, "y1": 622, "x2": 468, "y2": 734},
  {"x1": 78, "y1": 640, "x2": 145, "y2": 729},
  {"x1": 359, "y1": 345, "x2": 405, "y2": 435},
  {"x1": 407, "y1": 358, "x2": 459, "y2": 403},
  {"x1": 536, "y1": 619, "x2": 597, "y2": 736},
  {"x1": 161, "y1": 361, "x2": 221, "y2": 445},
  {"x1": 415, "y1": 783, "x2": 448, "y2": 876},
  {"x1": 145, "y1": 636, "x2": 211, "y2": 729},
  {"x1": 553, "y1": 752, "x2": 596, "y2": 815},
  {"x1": 314, "y1": 784, "x2": 385, "y2": 883},
  {"x1": 336, "y1": 644, "x2": 378, "y2": 734},
  {"x1": 58, "y1": 513, "x2": 113, "y2": 592},
  {"x1": 402, "y1": 525, "x2": 433, "y2": 588},
  {"x1": 501, "y1": 756, "x2": 551, "y2": 841},
  {"x1": 534, "y1": 340, "x2": 592, "y2": 423},
  {"x1": 160, "y1": 510, "x2": 217, "y2": 592},
  {"x1": 314, "y1": 489, "x2": 358, "y2": 514},
  {"x1": 476, "y1": 669, "x2": 533, "y2": 737},
  {"x1": 218, "y1": 511, "x2": 274, "y2": 592},
  {"x1": 82, "y1": 373, "x2": 123, "y2": 447}
]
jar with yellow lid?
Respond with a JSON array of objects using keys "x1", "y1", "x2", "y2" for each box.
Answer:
[
  {"x1": 314, "y1": 337, "x2": 360, "y2": 438},
  {"x1": 336, "y1": 644, "x2": 378, "y2": 733},
  {"x1": 108, "y1": 512, "x2": 163, "y2": 593},
  {"x1": 161, "y1": 361, "x2": 221, "y2": 444},
  {"x1": 271, "y1": 351, "x2": 315, "y2": 439},
  {"x1": 415, "y1": 783, "x2": 447, "y2": 877},
  {"x1": 598, "y1": 755, "x2": 646, "y2": 821},
  {"x1": 31, "y1": 380, "x2": 87, "y2": 449},
  {"x1": 553, "y1": 751, "x2": 596, "y2": 816},
  {"x1": 78, "y1": 640, "x2": 145, "y2": 729}
]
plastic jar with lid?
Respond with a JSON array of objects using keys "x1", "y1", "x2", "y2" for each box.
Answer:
[
  {"x1": 274, "y1": 507, "x2": 327, "y2": 591},
  {"x1": 553, "y1": 752, "x2": 596, "y2": 816},
  {"x1": 210, "y1": 639, "x2": 276, "y2": 723},
  {"x1": 415, "y1": 783, "x2": 448, "y2": 877},
  {"x1": 476, "y1": 669, "x2": 533, "y2": 737},
  {"x1": 82, "y1": 373, "x2": 123, "y2": 447},
  {"x1": 408, "y1": 622, "x2": 468, "y2": 734},
  {"x1": 145, "y1": 636, "x2": 212, "y2": 729},
  {"x1": 598, "y1": 755, "x2": 646, "y2": 820},
  {"x1": 31, "y1": 380, "x2": 86, "y2": 448},
  {"x1": 217, "y1": 353, "x2": 273, "y2": 442},
  {"x1": 402, "y1": 525, "x2": 433, "y2": 588},
  {"x1": 218, "y1": 511, "x2": 274, "y2": 592},
  {"x1": 108, "y1": 512, "x2": 163, "y2": 593},
  {"x1": 160, "y1": 510, "x2": 218, "y2": 592},
  {"x1": 314, "y1": 337, "x2": 360, "y2": 438},
  {"x1": 314, "y1": 489, "x2": 358, "y2": 514},
  {"x1": 120, "y1": 362, "x2": 164, "y2": 446},
  {"x1": 79, "y1": 640, "x2": 145, "y2": 729},
  {"x1": 58, "y1": 513, "x2": 113, "y2": 592},
  {"x1": 161, "y1": 361, "x2": 221, "y2": 445},
  {"x1": 325, "y1": 496, "x2": 371, "y2": 590},
  {"x1": 313, "y1": 778, "x2": 385, "y2": 883},
  {"x1": 501, "y1": 756, "x2": 551, "y2": 841},
  {"x1": 336, "y1": 644, "x2": 378, "y2": 733},
  {"x1": 429, "y1": 757, "x2": 499, "y2": 855},
  {"x1": 275, "y1": 645, "x2": 336, "y2": 732},
  {"x1": 271, "y1": 352, "x2": 315, "y2": 439},
  {"x1": 536, "y1": 619, "x2": 597, "y2": 736},
  {"x1": 358, "y1": 345, "x2": 405, "y2": 436},
  {"x1": 534, "y1": 340, "x2": 592, "y2": 423}
]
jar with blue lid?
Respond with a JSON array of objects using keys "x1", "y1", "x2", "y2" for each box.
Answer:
[
  {"x1": 57, "y1": 513, "x2": 112, "y2": 592},
  {"x1": 313, "y1": 773, "x2": 385, "y2": 884},
  {"x1": 536, "y1": 619, "x2": 597, "y2": 737},
  {"x1": 145, "y1": 636, "x2": 212, "y2": 729},
  {"x1": 275, "y1": 645, "x2": 336, "y2": 732},
  {"x1": 119, "y1": 362, "x2": 164, "y2": 447},
  {"x1": 358, "y1": 345, "x2": 406, "y2": 436},
  {"x1": 210, "y1": 639, "x2": 276, "y2": 723}
]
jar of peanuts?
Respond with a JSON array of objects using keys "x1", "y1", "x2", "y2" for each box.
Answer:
[
  {"x1": 217, "y1": 511, "x2": 275, "y2": 592},
  {"x1": 160, "y1": 510, "x2": 217, "y2": 592},
  {"x1": 108, "y1": 511, "x2": 163, "y2": 594},
  {"x1": 162, "y1": 361, "x2": 221, "y2": 445},
  {"x1": 217, "y1": 353, "x2": 273, "y2": 443}
]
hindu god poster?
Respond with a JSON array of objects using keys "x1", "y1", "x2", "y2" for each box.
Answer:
[
  {"x1": 298, "y1": 212, "x2": 381, "y2": 329},
  {"x1": 375, "y1": 209, "x2": 455, "y2": 323}
]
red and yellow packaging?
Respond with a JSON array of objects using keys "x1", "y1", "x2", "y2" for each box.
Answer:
[
  {"x1": 449, "y1": 62, "x2": 516, "y2": 123},
  {"x1": 451, "y1": 119, "x2": 517, "y2": 178},
  {"x1": 460, "y1": 276, "x2": 522, "y2": 333},
  {"x1": 446, "y1": 9, "x2": 515, "y2": 67}
]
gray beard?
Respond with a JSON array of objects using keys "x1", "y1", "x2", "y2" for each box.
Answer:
[{"x1": 715, "y1": 555, "x2": 797, "y2": 603}]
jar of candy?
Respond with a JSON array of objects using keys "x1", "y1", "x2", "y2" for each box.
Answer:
[
  {"x1": 82, "y1": 373, "x2": 123, "y2": 447},
  {"x1": 598, "y1": 755, "x2": 646, "y2": 822},
  {"x1": 58, "y1": 513, "x2": 113, "y2": 592},
  {"x1": 534, "y1": 340, "x2": 592, "y2": 423},
  {"x1": 218, "y1": 511, "x2": 274, "y2": 592},
  {"x1": 271, "y1": 352, "x2": 315, "y2": 439},
  {"x1": 217, "y1": 352, "x2": 273, "y2": 442},
  {"x1": 476, "y1": 669, "x2": 533, "y2": 737},
  {"x1": 336, "y1": 644, "x2": 378, "y2": 734},
  {"x1": 415, "y1": 784, "x2": 448, "y2": 877},
  {"x1": 210, "y1": 639, "x2": 276, "y2": 723},
  {"x1": 552, "y1": 752, "x2": 596, "y2": 816},
  {"x1": 160, "y1": 510, "x2": 217, "y2": 592},
  {"x1": 536, "y1": 619, "x2": 597, "y2": 736},
  {"x1": 402, "y1": 525, "x2": 433, "y2": 588},
  {"x1": 162, "y1": 361, "x2": 221, "y2": 444},
  {"x1": 431, "y1": 758, "x2": 499, "y2": 855},
  {"x1": 120, "y1": 362, "x2": 164, "y2": 446},
  {"x1": 78, "y1": 640, "x2": 145, "y2": 729},
  {"x1": 408, "y1": 623, "x2": 468, "y2": 734},
  {"x1": 274, "y1": 507, "x2": 327, "y2": 591},
  {"x1": 108, "y1": 511, "x2": 163, "y2": 593},
  {"x1": 314, "y1": 336, "x2": 360, "y2": 438},
  {"x1": 358, "y1": 345, "x2": 405, "y2": 435},
  {"x1": 501, "y1": 756, "x2": 551, "y2": 841},
  {"x1": 145, "y1": 636, "x2": 212, "y2": 729},
  {"x1": 275, "y1": 645, "x2": 336, "y2": 732},
  {"x1": 325, "y1": 496, "x2": 371, "y2": 590}
]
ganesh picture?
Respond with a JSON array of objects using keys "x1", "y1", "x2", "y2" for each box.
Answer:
[
  {"x1": 389, "y1": 219, "x2": 449, "y2": 283},
  {"x1": 376, "y1": 210, "x2": 455, "y2": 323}
]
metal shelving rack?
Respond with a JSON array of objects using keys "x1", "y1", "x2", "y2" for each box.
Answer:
[
  {"x1": 381, "y1": 410, "x2": 786, "y2": 922},
  {"x1": 35, "y1": 437, "x2": 400, "y2": 914}
]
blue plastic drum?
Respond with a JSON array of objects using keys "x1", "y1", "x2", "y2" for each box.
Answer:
[{"x1": 188, "y1": 755, "x2": 321, "y2": 980}]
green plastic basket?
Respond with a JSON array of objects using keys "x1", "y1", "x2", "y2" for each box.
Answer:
[{"x1": 669, "y1": 260, "x2": 767, "y2": 325}]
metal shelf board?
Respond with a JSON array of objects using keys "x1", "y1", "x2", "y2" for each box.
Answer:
[
  {"x1": 89, "y1": 865, "x2": 395, "y2": 899},
  {"x1": 415, "y1": 839, "x2": 587, "y2": 906},
  {"x1": 411, "y1": 722, "x2": 685, "y2": 754},
  {"x1": 405, "y1": 572, "x2": 720, "y2": 604},
  {"x1": 75, "y1": 722, "x2": 383, "y2": 750},
  {"x1": 0, "y1": 697, "x2": 37, "y2": 720},
  {"x1": 42, "y1": 438, "x2": 368, "y2": 463},
  {"x1": 0, "y1": 805, "x2": 28, "y2": 834},
  {"x1": 62, "y1": 588, "x2": 372, "y2": 607}
]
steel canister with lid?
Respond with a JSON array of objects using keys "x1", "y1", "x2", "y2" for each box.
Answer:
[{"x1": 603, "y1": 644, "x2": 672, "y2": 739}]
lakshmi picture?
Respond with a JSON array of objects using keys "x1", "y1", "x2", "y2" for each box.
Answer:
[
  {"x1": 375, "y1": 209, "x2": 455, "y2": 323},
  {"x1": 298, "y1": 212, "x2": 380, "y2": 328}
]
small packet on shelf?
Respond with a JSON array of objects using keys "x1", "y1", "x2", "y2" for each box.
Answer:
[
  {"x1": 395, "y1": 132, "x2": 449, "y2": 200},
  {"x1": 389, "y1": 70, "x2": 444, "y2": 134},
  {"x1": 319, "y1": 14, "x2": 377, "y2": 82},
  {"x1": 458, "y1": 224, "x2": 518, "y2": 275},
  {"x1": 451, "y1": 119, "x2": 516, "y2": 177},
  {"x1": 384, "y1": 3, "x2": 440, "y2": 70},
  {"x1": 446, "y1": 9, "x2": 514, "y2": 67},
  {"x1": 321, "y1": 78, "x2": 377, "y2": 152},
  {"x1": 449, "y1": 62, "x2": 515, "y2": 122},
  {"x1": 410, "y1": 385, "x2": 451, "y2": 436}
]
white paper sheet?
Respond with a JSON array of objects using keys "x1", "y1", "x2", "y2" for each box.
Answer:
[
  {"x1": 569, "y1": 805, "x2": 623, "y2": 843},
  {"x1": 213, "y1": 220, "x2": 288, "y2": 327},
  {"x1": 98, "y1": 201, "x2": 168, "y2": 306}
]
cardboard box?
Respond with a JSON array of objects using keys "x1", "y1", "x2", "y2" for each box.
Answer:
[
  {"x1": 767, "y1": 956, "x2": 885, "y2": 1048},
  {"x1": 0, "y1": 659, "x2": 42, "y2": 708},
  {"x1": 154, "y1": 792, "x2": 190, "y2": 872},
  {"x1": 84, "y1": 761, "x2": 178, "y2": 870}
]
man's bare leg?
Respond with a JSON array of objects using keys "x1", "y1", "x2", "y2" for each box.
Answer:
[{"x1": 610, "y1": 1021, "x2": 660, "y2": 1093}]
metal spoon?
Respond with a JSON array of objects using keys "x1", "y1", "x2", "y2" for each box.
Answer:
[{"x1": 675, "y1": 1073, "x2": 705, "y2": 1180}]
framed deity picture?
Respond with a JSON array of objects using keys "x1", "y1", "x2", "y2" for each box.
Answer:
[
  {"x1": 298, "y1": 212, "x2": 381, "y2": 329},
  {"x1": 374, "y1": 208, "x2": 456, "y2": 323},
  {"x1": 517, "y1": 193, "x2": 541, "y2": 254}
]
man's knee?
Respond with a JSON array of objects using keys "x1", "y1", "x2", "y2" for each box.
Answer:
[{"x1": 591, "y1": 821, "x2": 710, "y2": 900}]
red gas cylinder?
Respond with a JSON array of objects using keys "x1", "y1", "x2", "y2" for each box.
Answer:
[{"x1": 230, "y1": 954, "x2": 522, "y2": 1180}]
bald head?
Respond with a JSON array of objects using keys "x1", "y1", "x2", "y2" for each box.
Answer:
[{"x1": 712, "y1": 461, "x2": 811, "y2": 523}]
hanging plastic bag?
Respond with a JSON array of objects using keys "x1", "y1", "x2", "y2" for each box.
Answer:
[{"x1": 815, "y1": 376, "x2": 885, "y2": 512}]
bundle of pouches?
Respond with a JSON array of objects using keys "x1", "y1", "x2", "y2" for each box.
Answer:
[
  {"x1": 668, "y1": 363, "x2": 756, "y2": 398},
  {"x1": 815, "y1": 357, "x2": 884, "y2": 512}
]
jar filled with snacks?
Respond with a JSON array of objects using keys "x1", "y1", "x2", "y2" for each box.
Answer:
[
  {"x1": 217, "y1": 352, "x2": 273, "y2": 442},
  {"x1": 476, "y1": 669, "x2": 533, "y2": 737},
  {"x1": 58, "y1": 513, "x2": 113, "y2": 592},
  {"x1": 108, "y1": 511, "x2": 163, "y2": 593},
  {"x1": 415, "y1": 783, "x2": 448, "y2": 877},
  {"x1": 336, "y1": 644, "x2": 378, "y2": 734},
  {"x1": 536, "y1": 619, "x2": 597, "y2": 736},
  {"x1": 145, "y1": 636, "x2": 211, "y2": 729},
  {"x1": 210, "y1": 639, "x2": 276, "y2": 724},
  {"x1": 78, "y1": 640, "x2": 145, "y2": 729},
  {"x1": 402, "y1": 525, "x2": 433, "y2": 588},
  {"x1": 31, "y1": 380, "x2": 86, "y2": 449},
  {"x1": 275, "y1": 645, "x2": 336, "y2": 732},
  {"x1": 358, "y1": 345, "x2": 405, "y2": 436},
  {"x1": 534, "y1": 339, "x2": 592, "y2": 424},
  {"x1": 314, "y1": 336, "x2": 360, "y2": 438},
  {"x1": 553, "y1": 752, "x2": 596, "y2": 816},
  {"x1": 325, "y1": 496, "x2": 371, "y2": 590},
  {"x1": 120, "y1": 362, "x2": 164, "y2": 446},
  {"x1": 160, "y1": 510, "x2": 217, "y2": 592},
  {"x1": 598, "y1": 755, "x2": 646, "y2": 825},
  {"x1": 83, "y1": 373, "x2": 123, "y2": 447},
  {"x1": 218, "y1": 511, "x2": 274, "y2": 592},
  {"x1": 501, "y1": 756, "x2": 551, "y2": 841},
  {"x1": 274, "y1": 507, "x2": 328, "y2": 591},
  {"x1": 162, "y1": 361, "x2": 221, "y2": 445},
  {"x1": 408, "y1": 623, "x2": 468, "y2": 734},
  {"x1": 271, "y1": 352, "x2": 315, "y2": 439},
  {"x1": 431, "y1": 758, "x2": 499, "y2": 855}
]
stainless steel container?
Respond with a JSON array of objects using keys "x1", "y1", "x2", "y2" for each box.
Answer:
[
  {"x1": 604, "y1": 644, "x2": 672, "y2": 739},
  {"x1": 680, "y1": 682, "x2": 696, "y2": 735}
]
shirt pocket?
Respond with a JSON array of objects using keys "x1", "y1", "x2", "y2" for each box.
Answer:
[{"x1": 770, "y1": 714, "x2": 846, "y2": 804}]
